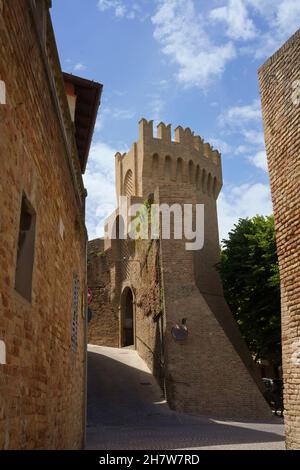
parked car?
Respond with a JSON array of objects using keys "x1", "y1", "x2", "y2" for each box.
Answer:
[{"x1": 262, "y1": 378, "x2": 284, "y2": 417}]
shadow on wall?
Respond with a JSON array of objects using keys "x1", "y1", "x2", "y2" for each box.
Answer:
[
  {"x1": 153, "y1": 311, "x2": 165, "y2": 391},
  {"x1": 86, "y1": 349, "x2": 284, "y2": 450}
]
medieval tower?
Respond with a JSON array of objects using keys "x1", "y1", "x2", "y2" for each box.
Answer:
[
  {"x1": 259, "y1": 28, "x2": 300, "y2": 449},
  {"x1": 88, "y1": 119, "x2": 270, "y2": 419}
]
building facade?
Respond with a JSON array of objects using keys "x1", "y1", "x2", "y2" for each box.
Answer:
[
  {"x1": 0, "y1": 0, "x2": 101, "y2": 449},
  {"x1": 259, "y1": 29, "x2": 300, "y2": 450},
  {"x1": 88, "y1": 119, "x2": 270, "y2": 419}
]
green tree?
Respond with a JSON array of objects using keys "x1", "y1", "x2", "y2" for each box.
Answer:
[{"x1": 218, "y1": 215, "x2": 281, "y2": 367}]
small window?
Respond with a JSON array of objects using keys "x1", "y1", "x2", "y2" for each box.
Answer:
[
  {"x1": 124, "y1": 169, "x2": 134, "y2": 196},
  {"x1": 15, "y1": 194, "x2": 36, "y2": 302}
]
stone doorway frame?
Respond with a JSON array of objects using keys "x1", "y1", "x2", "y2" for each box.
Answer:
[{"x1": 119, "y1": 283, "x2": 136, "y2": 348}]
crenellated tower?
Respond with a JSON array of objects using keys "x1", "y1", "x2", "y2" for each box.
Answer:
[
  {"x1": 115, "y1": 118, "x2": 222, "y2": 201},
  {"x1": 114, "y1": 119, "x2": 226, "y2": 302},
  {"x1": 90, "y1": 119, "x2": 270, "y2": 420}
]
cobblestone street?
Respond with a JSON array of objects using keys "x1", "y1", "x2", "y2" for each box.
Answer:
[{"x1": 86, "y1": 346, "x2": 285, "y2": 450}]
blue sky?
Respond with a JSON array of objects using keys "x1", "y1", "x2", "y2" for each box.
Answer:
[{"x1": 51, "y1": 0, "x2": 300, "y2": 241}]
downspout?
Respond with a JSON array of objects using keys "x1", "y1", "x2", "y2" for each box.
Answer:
[{"x1": 82, "y1": 235, "x2": 88, "y2": 449}]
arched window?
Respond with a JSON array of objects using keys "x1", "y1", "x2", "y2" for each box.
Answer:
[
  {"x1": 213, "y1": 177, "x2": 218, "y2": 198},
  {"x1": 201, "y1": 169, "x2": 206, "y2": 193},
  {"x1": 196, "y1": 165, "x2": 201, "y2": 190},
  {"x1": 188, "y1": 161, "x2": 194, "y2": 185},
  {"x1": 176, "y1": 158, "x2": 183, "y2": 182},
  {"x1": 207, "y1": 173, "x2": 212, "y2": 195},
  {"x1": 124, "y1": 169, "x2": 134, "y2": 196},
  {"x1": 152, "y1": 154, "x2": 159, "y2": 179}
]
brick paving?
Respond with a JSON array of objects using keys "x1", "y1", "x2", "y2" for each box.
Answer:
[{"x1": 86, "y1": 345, "x2": 285, "y2": 450}]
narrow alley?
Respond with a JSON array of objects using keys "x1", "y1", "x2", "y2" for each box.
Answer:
[{"x1": 86, "y1": 346, "x2": 285, "y2": 450}]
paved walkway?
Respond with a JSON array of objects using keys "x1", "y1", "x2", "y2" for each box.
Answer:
[{"x1": 86, "y1": 345, "x2": 285, "y2": 450}]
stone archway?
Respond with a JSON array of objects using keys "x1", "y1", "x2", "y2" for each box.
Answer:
[{"x1": 120, "y1": 286, "x2": 135, "y2": 347}]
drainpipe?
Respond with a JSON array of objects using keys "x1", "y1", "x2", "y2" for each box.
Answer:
[
  {"x1": 83, "y1": 307, "x2": 88, "y2": 449},
  {"x1": 82, "y1": 238, "x2": 88, "y2": 449}
]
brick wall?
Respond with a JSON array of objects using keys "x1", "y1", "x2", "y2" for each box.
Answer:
[
  {"x1": 134, "y1": 238, "x2": 165, "y2": 389},
  {"x1": 0, "y1": 2, "x2": 87, "y2": 449},
  {"x1": 88, "y1": 118, "x2": 271, "y2": 419},
  {"x1": 156, "y1": 185, "x2": 270, "y2": 419},
  {"x1": 259, "y1": 28, "x2": 300, "y2": 450},
  {"x1": 87, "y1": 239, "x2": 119, "y2": 347}
]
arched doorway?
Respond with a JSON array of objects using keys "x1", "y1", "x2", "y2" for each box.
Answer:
[{"x1": 121, "y1": 287, "x2": 135, "y2": 347}]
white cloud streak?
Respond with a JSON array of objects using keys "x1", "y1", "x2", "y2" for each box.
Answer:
[
  {"x1": 218, "y1": 182, "x2": 272, "y2": 241},
  {"x1": 218, "y1": 98, "x2": 262, "y2": 128},
  {"x1": 84, "y1": 141, "x2": 122, "y2": 239},
  {"x1": 97, "y1": 0, "x2": 146, "y2": 20},
  {"x1": 210, "y1": 0, "x2": 257, "y2": 41},
  {"x1": 217, "y1": 98, "x2": 268, "y2": 172},
  {"x1": 152, "y1": 0, "x2": 236, "y2": 89},
  {"x1": 248, "y1": 150, "x2": 268, "y2": 171},
  {"x1": 151, "y1": 0, "x2": 300, "y2": 88},
  {"x1": 73, "y1": 62, "x2": 86, "y2": 72}
]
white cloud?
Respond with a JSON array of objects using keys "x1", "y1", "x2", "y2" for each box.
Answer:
[
  {"x1": 73, "y1": 63, "x2": 86, "y2": 72},
  {"x1": 145, "y1": 92, "x2": 165, "y2": 122},
  {"x1": 95, "y1": 107, "x2": 136, "y2": 133},
  {"x1": 115, "y1": 4, "x2": 126, "y2": 17},
  {"x1": 151, "y1": 0, "x2": 300, "y2": 88},
  {"x1": 219, "y1": 98, "x2": 262, "y2": 128},
  {"x1": 94, "y1": 115, "x2": 103, "y2": 133},
  {"x1": 248, "y1": 150, "x2": 268, "y2": 171},
  {"x1": 242, "y1": 129, "x2": 265, "y2": 146},
  {"x1": 210, "y1": 0, "x2": 257, "y2": 41},
  {"x1": 234, "y1": 144, "x2": 251, "y2": 155},
  {"x1": 218, "y1": 182, "x2": 272, "y2": 241},
  {"x1": 246, "y1": 0, "x2": 300, "y2": 37},
  {"x1": 210, "y1": 0, "x2": 300, "y2": 48},
  {"x1": 240, "y1": 0, "x2": 300, "y2": 58},
  {"x1": 152, "y1": 0, "x2": 236, "y2": 89},
  {"x1": 84, "y1": 141, "x2": 123, "y2": 239},
  {"x1": 218, "y1": 98, "x2": 268, "y2": 172},
  {"x1": 208, "y1": 137, "x2": 232, "y2": 155},
  {"x1": 97, "y1": 0, "x2": 145, "y2": 20},
  {"x1": 97, "y1": 0, "x2": 119, "y2": 12},
  {"x1": 276, "y1": 0, "x2": 300, "y2": 35},
  {"x1": 109, "y1": 108, "x2": 136, "y2": 120}
]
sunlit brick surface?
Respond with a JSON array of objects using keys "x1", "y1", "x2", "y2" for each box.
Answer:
[{"x1": 259, "y1": 28, "x2": 300, "y2": 450}]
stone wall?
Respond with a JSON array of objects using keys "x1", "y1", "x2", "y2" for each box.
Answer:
[
  {"x1": 135, "y1": 238, "x2": 165, "y2": 389},
  {"x1": 87, "y1": 239, "x2": 119, "y2": 347},
  {"x1": 87, "y1": 235, "x2": 164, "y2": 384},
  {"x1": 0, "y1": 1, "x2": 87, "y2": 449},
  {"x1": 259, "y1": 28, "x2": 300, "y2": 449}
]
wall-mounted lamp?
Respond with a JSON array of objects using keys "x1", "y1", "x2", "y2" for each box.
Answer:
[{"x1": 171, "y1": 318, "x2": 188, "y2": 342}]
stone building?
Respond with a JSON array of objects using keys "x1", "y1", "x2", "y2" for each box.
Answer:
[
  {"x1": 259, "y1": 29, "x2": 300, "y2": 450},
  {"x1": 0, "y1": 1, "x2": 101, "y2": 449},
  {"x1": 88, "y1": 119, "x2": 270, "y2": 419}
]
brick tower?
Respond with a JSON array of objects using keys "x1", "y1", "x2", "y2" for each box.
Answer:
[
  {"x1": 259, "y1": 29, "x2": 300, "y2": 448},
  {"x1": 88, "y1": 119, "x2": 270, "y2": 419}
]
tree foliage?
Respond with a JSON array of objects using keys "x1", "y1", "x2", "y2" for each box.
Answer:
[{"x1": 218, "y1": 215, "x2": 281, "y2": 365}]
